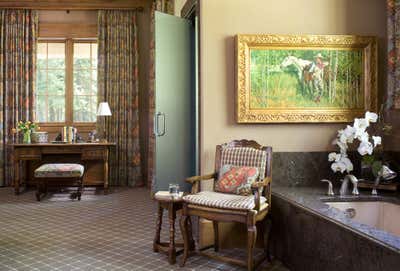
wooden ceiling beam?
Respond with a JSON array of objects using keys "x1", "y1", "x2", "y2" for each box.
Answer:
[{"x1": 0, "y1": 0, "x2": 149, "y2": 10}]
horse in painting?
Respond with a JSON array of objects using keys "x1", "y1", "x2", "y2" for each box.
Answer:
[{"x1": 280, "y1": 56, "x2": 313, "y2": 96}]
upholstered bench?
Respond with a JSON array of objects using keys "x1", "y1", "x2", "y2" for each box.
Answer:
[{"x1": 34, "y1": 163, "x2": 85, "y2": 201}]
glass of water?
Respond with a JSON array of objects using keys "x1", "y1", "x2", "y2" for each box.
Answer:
[{"x1": 169, "y1": 183, "x2": 180, "y2": 197}]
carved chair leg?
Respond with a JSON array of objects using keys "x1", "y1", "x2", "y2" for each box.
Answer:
[
  {"x1": 265, "y1": 216, "x2": 273, "y2": 261},
  {"x1": 187, "y1": 216, "x2": 195, "y2": 251},
  {"x1": 153, "y1": 205, "x2": 163, "y2": 252},
  {"x1": 213, "y1": 221, "x2": 219, "y2": 252},
  {"x1": 168, "y1": 203, "x2": 177, "y2": 264},
  {"x1": 247, "y1": 224, "x2": 257, "y2": 271},
  {"x1": 179, "y1": 214, "x2": 190, "y2": 267}
]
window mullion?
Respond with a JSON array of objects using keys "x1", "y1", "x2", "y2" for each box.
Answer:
[{"x1": 65, "y1": 39, "x2": 74, "y2": 125}]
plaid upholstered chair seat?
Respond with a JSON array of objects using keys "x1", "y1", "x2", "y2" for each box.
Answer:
[
  {"x1": 34, "y1": 163, "x2": 84, "y2": 178},
  {"x1": 183, "y1": 191, "x2": 268, "y2": 210}
]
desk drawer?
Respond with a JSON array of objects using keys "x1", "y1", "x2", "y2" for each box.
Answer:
[
  {"x1": 41, "y1": 146, "x2": 82, "y2": 154},
  {"x1": 82, "y1": 148, "x2": 106, "y2": 160},
  {"x1": 15, "y1": 148, "x2": 41, "y2": 160}
]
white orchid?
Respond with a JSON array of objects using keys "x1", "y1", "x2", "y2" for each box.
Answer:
[
  {"x1": 372, "y1": 136, "x2": 381, "y2": 147},
  {"x1": 328, "y1": 152, "x2": 338, "y2": 162},
  {"x1": 329, "y1": 112, "x2": 381, "y2": 174},
  {"x1": 365, "y1": 111, "x2": 378, "y2": 123},
  {"x1": 357, "y1": 141, "x2": 373, "y2": 156},
  {"x1": 329, "y1": 153, "x2": 353, "y2": 173},
  {"x1": 354, "y1": 118, "x2": 369, "y2": 135},
  {"x1": 336, "y1": 140, "x2": 348, "y2": 154},
  {"x1": 357, "y1": 131, "x2": 370, "y2": 143},
  {"x1": 340, "y1": 156, "x2": 354, "y2": 172},
  {"x1": 331, "y1": 162, "x2": 347, "y2": 173},
  {"x1": 343, "y1": 125, "x2": 356, "y2": 143}
]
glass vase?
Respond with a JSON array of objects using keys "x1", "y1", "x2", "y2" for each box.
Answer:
[{"x1": 23, "y1": 131, "x2": 31, "y2": 144}]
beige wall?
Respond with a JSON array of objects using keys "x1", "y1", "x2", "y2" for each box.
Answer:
[
  {"x1": 199, "y1": 0, "x2": 387, "y2": 174},
  {"x1": 198, "y1": 0, "x2": 387, "y2": 248}
]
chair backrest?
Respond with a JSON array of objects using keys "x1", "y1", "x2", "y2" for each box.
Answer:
[{"x1": 214, "y1": 140, "x2": 272, "y2": 195}]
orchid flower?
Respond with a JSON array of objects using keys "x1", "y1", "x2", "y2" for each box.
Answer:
[
  {"x1": 372, "y1": 136, "x2": 381, "y2": 147},
  {"x1": 331, "y1": 162, "x2": 347, "y2": 173},
  {"x1": 357, "y1": 141, "x2": 373, "y2": 156},
  {"x1": 328, "y1": 152, "x2": 338, "y2": 162},
  {"x1": 365, "y1": 111, "x2": 378, "y2": 123},
  {"x1": 353, "y1": 118, "x2": 369, "y2": 136},
  {"x1": 329, "y1": 111, "x2": 381, "y2": 174}
]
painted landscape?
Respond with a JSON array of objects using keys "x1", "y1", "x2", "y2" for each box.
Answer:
[{"x1": 249, "y1": 49, "x2": 364, "y2": 109}]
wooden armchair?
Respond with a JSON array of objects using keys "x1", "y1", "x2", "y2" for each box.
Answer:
[{"x1": 180, "y1": 140, "x2": 272, "y2": 271}]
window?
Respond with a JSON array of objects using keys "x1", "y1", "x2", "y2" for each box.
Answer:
[{"x1": 36, "y1": 40, "x2": 98, "y2": 124}]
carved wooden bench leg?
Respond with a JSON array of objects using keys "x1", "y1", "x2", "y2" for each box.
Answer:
[
  {"x1": 36, "y1": 179, "x2": 44, "y2": 201},
  {"x1": 77, "y1": 177, "x2": 83, "y2": 201}
]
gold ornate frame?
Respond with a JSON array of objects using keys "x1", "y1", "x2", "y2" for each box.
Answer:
[{"x1": 235, "y1": 34, "x2": 377, "y2": 123}]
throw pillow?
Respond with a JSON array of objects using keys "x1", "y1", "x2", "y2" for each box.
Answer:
[{"x1": 215, "y1": 165, "x2": 259, "y2": 196}]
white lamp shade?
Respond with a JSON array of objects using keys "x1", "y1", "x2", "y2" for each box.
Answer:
[{"x1": 97, "y1": 102, "x2": 112, "y2": 116}]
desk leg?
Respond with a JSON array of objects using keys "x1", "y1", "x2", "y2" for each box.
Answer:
[
  {"x1": 104, "y1": 148, "x2": 109, "y2": 194},
  {"x1": 14, "y1": 159, "x2": 20, "y2": 195}
]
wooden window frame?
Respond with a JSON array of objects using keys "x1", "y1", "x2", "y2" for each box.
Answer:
[{"x1": 37, "y1": 38, "x2": 97, "y2": 134}]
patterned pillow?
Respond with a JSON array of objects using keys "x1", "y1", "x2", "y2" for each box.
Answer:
[{"x1": 215, "y1": 165, "x2": 259, "y2": 196}]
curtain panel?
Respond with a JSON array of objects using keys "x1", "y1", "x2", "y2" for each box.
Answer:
[
  {"x1": 388, "y1": 0, "x2": 400, "y2": 109},
  {"x1": 98, "y1": 10, "x2": 142, "y2": 186},
  {"x1": 0, "y1": 10, "x2": 37, "y2": 186},
  {"x1": 147, "y1": 0, "x2": 175, "y2": 189}
]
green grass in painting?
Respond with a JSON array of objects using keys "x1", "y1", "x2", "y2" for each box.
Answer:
[{"x1": 249, "y1": 49, "x2": 364, "y2": 109}]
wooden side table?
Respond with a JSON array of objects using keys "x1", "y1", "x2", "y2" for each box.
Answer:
[{"x1": 153, "y1": 192, "x2": 194, "y2": 264}]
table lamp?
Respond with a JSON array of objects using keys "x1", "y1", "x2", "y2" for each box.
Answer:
[{"x1": 97, "y1": 102, "x2": 112, "y2": 142}]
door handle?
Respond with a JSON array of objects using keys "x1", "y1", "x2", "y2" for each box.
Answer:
[{"x1": 154, "y1": 112, "x2": 166, "y2": 137}]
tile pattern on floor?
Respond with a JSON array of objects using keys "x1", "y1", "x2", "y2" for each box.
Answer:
[{"x1": 0, "y1": 187, "x2": 288, "y2": 271}]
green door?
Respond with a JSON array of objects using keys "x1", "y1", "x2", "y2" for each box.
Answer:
[{"x1": 153, "y1": 12, "x2": 195, "y2": 192}]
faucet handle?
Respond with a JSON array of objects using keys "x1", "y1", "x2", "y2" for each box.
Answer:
[
  {"x1": 346, "y1": 174, "x2": 359, "y2": 196},
  {"x1": 320, "y1": 179, "x2": 335, "y2": 196}
]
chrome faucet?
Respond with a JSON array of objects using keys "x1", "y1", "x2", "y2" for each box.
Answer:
[
  {"x1": 340, "y1": 174, "x2": 359, "y2": 196},
  {"x1": 320, "y1": 179, "x2": 334, "y2": 196},
  {"x1": 372, "y1": 165, "x2": 397, "y2": 195}
]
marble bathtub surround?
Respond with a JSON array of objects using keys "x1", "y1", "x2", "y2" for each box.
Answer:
[
  {"x1": 271, "y1": 187, "x2": 400, "y2": 271},
  {"x1": 272, "y1": 186, "x2": 400, "y2": 252}
]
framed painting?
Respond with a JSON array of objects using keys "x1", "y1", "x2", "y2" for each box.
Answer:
[{"x1": 235, "y1": 34, "x2": 377, "y2": 123}]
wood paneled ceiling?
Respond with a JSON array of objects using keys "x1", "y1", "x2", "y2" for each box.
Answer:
[{"x1": 0, "y1": 0, "x2": 149, "y2": 10}]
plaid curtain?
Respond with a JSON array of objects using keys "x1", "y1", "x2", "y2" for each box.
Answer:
[
  {"x1": 388, "y1": 0, "x2": 400, "y2": 109},
  {"x1": 98, "y1": 10, "x2": 142, "y2": 186},
  {"x1": 0, "y1": 10, "x2": 37, "y2": 186},
  {"x1": 148, "y1": 0, "x2": 175, "y2": 189}
]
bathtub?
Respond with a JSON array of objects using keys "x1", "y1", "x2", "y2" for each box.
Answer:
[{"x1": 326, "y1": 201, "x2": 400, "y2": 238}]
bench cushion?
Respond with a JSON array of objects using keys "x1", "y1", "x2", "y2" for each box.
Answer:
[
  {"x1": 34, "y1": 163, "x2": 84, "y2": 178},
  {"x1": 182, "y1": 191, "x2": 267, "y2": 210}
]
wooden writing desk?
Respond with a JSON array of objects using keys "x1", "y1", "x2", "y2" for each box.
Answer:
[{"x1": 11, "y1": 142, "x2": 115, "y2": 195}]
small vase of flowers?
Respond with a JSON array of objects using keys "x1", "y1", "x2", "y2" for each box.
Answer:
[{"x1": 15, "y1": 121, "x2": 39, "y2": 144}]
